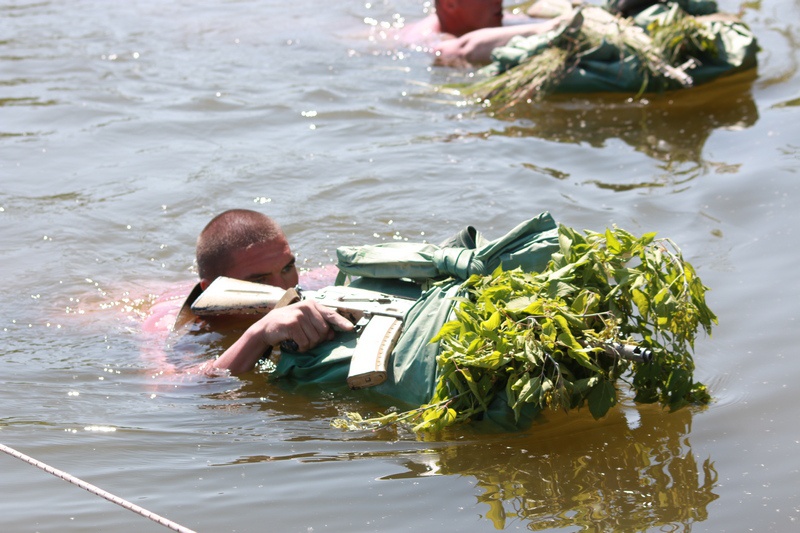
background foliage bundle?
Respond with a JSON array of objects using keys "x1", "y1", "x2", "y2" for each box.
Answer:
[
  {"x1": 468, "y1": 1, "x2": 757, "y2": 108},
  {"x1": 345, "y1": 225, "x2": 716, "y2": 434}
]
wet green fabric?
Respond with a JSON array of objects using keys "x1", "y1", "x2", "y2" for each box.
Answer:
[
  {"x1": 607, "y1": 0, "x2": 719, "y2": 17},
  {"x1": 272, "y1": 212, "x2": 561, "y2": 413},
  {"x1": 336, "y1": 212, "x2": 560, "y2": 286}
]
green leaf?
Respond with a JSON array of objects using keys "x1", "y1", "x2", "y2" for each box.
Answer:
[
  {"x1": 548, "y1": 280, "x2": 577, "y2": 299},
  {"x1": 571, "y1": 376, "x2": 598, "y2": 397},
  {"x1": 470, "y1": 350, "x2": 508, "y2": 369},
  {"x1": 558, "y1": 230, "x2": 573, "y2": 254},
  {"x1": 587, "y1": 379, "x2": 617, "y2": 419},
  {"x1": 570, "y1": 290, "x2": 589, "y2": 315},
  {"x1": 507, "y1": 295, "x2": 535, "y2": 313},
  {"x1": 640, "y1": 232, "x2": 657, "y2": 246},
  {"x1": 632, "y1": 288, "x2": 650, "y2": 317},
  {"x1": 429, "y1": 320, "x2": 462, "y2": 343},
  {"x1": 606, "y1": 228, "x2": 622, "y2": 254},
  {"x1": 524, "y1": 336, "x2": 545, "y2": 365},
  {"x1": 521, "y1": 299, "x2": 545, "y2": 315},
  {"x1": 481, "y1": 310, "x2": 502, "y2": 332},
  {"x1": 666, "y1": 367, "x2": 693, "y2": 404}
]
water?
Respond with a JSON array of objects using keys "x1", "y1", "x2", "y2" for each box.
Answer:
[{"x1": 1, "y1": 0, "x2": 799, "y2": 531}]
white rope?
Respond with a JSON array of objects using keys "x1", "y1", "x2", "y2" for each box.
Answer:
[{"x1": 1, "y1": 442, "x2": 197, "y2": 533}]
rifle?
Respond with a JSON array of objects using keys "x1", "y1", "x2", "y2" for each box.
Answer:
[{"x1": 189, "y1": 276, "x2": 416, "y2": 389}]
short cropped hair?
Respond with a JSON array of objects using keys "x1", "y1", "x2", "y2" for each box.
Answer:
[{"x1": 196, "y1": 209, "x2": 284, "y2": 283}]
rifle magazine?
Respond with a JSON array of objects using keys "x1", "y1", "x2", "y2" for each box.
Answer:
[{"x1": 347, "y1": 315, "x2": 403, "y2": 390}]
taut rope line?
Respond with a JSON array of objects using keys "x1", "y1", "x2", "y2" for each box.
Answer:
[{"x1": 1, "y1": 442, "x2": 197, "y2": 533}]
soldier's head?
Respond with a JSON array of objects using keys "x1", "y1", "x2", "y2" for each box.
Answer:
[
  {"x1": 196, "y1": 209, "x2": 298, "y2": 291},
  {"x1": 435, "y1": 0, "x2": 503, "y2": 36}
]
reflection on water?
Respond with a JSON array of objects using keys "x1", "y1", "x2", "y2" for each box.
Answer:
[
  {"x1": 208, "y1": 378, "x2": 718, "y2": 532},
  {"x1": 453, "y1": 409, "x2": 717, "y2": 530},
  {"x1": 460, "y1": 71, "x2": 758, "y2": 182},
  {"x1": 773, "y1": 95, "x2": 800, "y2": 107}
]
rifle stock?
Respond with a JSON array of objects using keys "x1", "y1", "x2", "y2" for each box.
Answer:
[{"x1": 191, "y1": 277, "x2": 287, "y2": 316}]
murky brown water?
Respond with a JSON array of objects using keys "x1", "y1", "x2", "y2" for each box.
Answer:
[{"x1": 2, "y1": 0, "x2": 799, "y2": 531}]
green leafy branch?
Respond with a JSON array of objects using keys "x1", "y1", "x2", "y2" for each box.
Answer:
[{"x1": 336, "y1": 224, "x2": 716, "y2": 434}]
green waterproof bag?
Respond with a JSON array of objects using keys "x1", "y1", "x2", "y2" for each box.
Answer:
[{"x1": 273, "y1": 212, "x2": 562, "y2": 408}]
